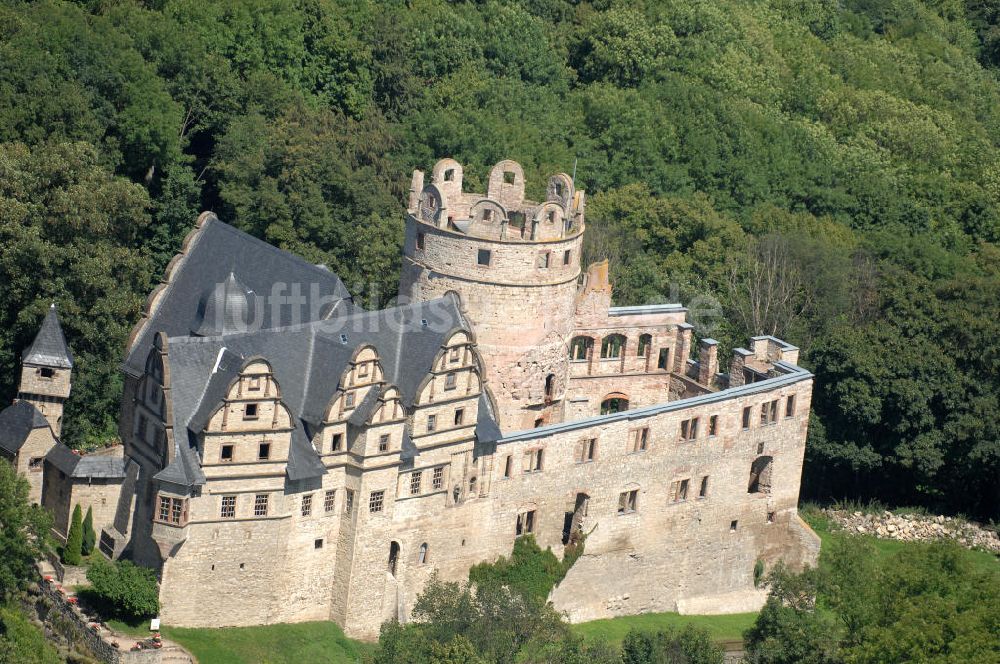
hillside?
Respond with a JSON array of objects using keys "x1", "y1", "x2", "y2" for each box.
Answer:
[{"x1": 1, "y1": 0, "x2": 997, "y2": 519}]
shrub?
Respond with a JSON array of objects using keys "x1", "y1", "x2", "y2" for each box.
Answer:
[
  {"x1": 85, "y1": 559, "x2": 159, "y2": 621},
  {"x1": 622, "y1": 626, "x2": 724, "y2": 664},
  {"x1": 469, "y1": 535, "x2": 574, "y2": 601},
  {"x1": 82, "y1": 507, "x2": 95, "y2": 556},
  {"x1": 63, "y1": 505, "x2": 83, "y2": 565},
  {"x1": 754, "y1": 559, "x2": 765, "y2": 588}
]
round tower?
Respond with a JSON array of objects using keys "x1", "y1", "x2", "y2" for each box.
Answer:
[{"x1": 398, "y1": 158, "x2": 586, "y2": 430}]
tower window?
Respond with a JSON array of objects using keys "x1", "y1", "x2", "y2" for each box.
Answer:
[
  {"x1": 40, "y1": 368, "x2": 55, "y2": 379},
  {"x1": 503, "y1": 171, "x2": 516, "y2": 185},
  {"x1": 378, "y1": 434, "x2": 390, "y2": 452},
  {"x1": 483, "y1": 208, "x2": 493, "y2": 222},
  {"x1": 416, "y1": 232, "x2": 425, "y2": 250},
  {"x1": 444, "y1": 168, "x2": 455, "y2": 181},
  {"x1": 369, "y1": 490, "x2": 385, "y2": 513},
  {"x1": 563, "y1": 250, "x2": 571, "y2": 265},
  {"x1": 454, "y1": 408, "x2": 464, "y2": 426},
  {"x1": 537, "y1": 251, "x2": 550, "y2": 269},
  {"x1": 427, "y1": 414, "x2": 437, "y2": 432},
  {"x1": 331, "y1": 433, "x2": 343, "y2": 452},
  {"x1": 477, "y1": 249, "x2": 491, "y2": 266},
  {"x1": 301, "y1": 494, "x2": 313, "y2": 517}
]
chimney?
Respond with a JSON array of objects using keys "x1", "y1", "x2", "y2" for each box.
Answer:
[
  {"x1": 675, "y1": 323, "x2": 693, "y2": 373},
  {"x1": 729, "y1": 348, "x2": 753, "y2": 388},
  {"x1": 698, "y1": 339, "x2": 719, "y2": 386}
]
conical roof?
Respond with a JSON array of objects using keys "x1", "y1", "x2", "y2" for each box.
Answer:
[
  {"x1": 192, "y1": 272, "x2": 254, "y2": 336},
  {"x1": 22, "y1": 304, "x2": 73, "y2": 369}
]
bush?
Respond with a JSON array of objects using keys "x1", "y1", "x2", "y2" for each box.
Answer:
[
  {"x1": 85, "y1": 559, "x2": 159, "y2": 621},
  {"x1": 622, "y1": 626, "x2": 725, "y2": 664},
  {"x1": 82, "y1": 507, "x2": 95, "y2": 556},
  {"x1": 468, "y1": 535, "x2": 583, "y2": 602},
  {"x1": 62, "y1": 505, "x2": 83, "y2": 566}
]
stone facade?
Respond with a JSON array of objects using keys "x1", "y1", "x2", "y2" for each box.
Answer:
[{"x1": 16, "y1": 159, "x2": 820, "y2": 640}]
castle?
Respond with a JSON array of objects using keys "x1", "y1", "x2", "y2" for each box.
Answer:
[{"x1": 1, "y1": 159, "x2": 819, "y2": 638}]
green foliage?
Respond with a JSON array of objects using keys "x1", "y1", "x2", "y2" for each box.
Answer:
[
  {"x1": 744, "y1": 538, "x2": 1000, "y2": 663},
  {"x1": 621, "y1": 626, "x2": 725, "y2": 664},
  {"x1": 753, "y1": 559, "x2": 765, "y2": 589},
  {"x1": 81, "y1": 506, "x2": 95, "y2": 557},
  {"x1": 63, "y1": 504, "x2": 83, "y2": 566},
  {"x1": 468, "y1": 535, "x2": 577, "y2": 601},
  {"x1": 0, "y1": 460, "x2": 51, "y2": 601},
  {"x1": 0, "y1": 0, "x2": 999, "y2": 520},
  {"x1": 0, "y1": 604, "x2": 61, "y2": 664},
  {"x1": 85, "y1": 558, "x2": 159, "y2": 621}
]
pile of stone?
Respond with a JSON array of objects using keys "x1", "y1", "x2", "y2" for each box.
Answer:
[{"x1": 824, "y1": 509, "x2": 1000, "y2": 554}]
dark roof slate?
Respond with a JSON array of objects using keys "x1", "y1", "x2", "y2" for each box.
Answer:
[
  {"x1": 0, "y1": 401, "x2": 50, "y2": 453},
  {"x1": 45, "y1": 443, "x2": 126, "y2": 479},
  {"x1": 23, "y1": 304, "x2": 73, "y2": 369},
  {"x1": 124, "y1": 216, "x2": 353, "y2": 378}
]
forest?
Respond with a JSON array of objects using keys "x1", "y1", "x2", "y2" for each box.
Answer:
[{"x1": 1, "y1": 0, "x2": 998, "y2": 519}]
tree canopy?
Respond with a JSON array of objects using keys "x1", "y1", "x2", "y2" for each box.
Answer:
[{"x1": 0, "y1": 0, "x2": 997, "y2": 517}]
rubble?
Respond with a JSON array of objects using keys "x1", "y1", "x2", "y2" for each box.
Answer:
[{"x1": 823, "y1": 509, "x2": 1000, "y2": 554}]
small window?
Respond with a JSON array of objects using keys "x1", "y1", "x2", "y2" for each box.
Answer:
[
  {"x1": 410, "y1": 471, "x2": 422, "y2": 495},
  {"x1": 547, "y1": 210, "x2": 556, "y2": 223},
  {"x1": 469, "y1": 476, "x2": 477, "y2": 495},
  {"x1": 248, "y1": 376, "x2": 262, "y2": 391},
  {"x1": 369, "y1": 490, "x2": 385, "y2": 513},
  {"x1": 416, "y1": 232, "x2": 425, "y2": 250},
  {"x1": 742, "y1": 406, "x2": 752, "y2": 430},
  {"x1": 454, "y1": 408, "x2": 464, "y2": 426},
  {"x1": 786, "y1": 395, "x2": 796, "y2": 418},
  {"x1": 657, "y1": 347, "x2": 671, "y2": 370},
  {"x1": 257, "y1": 442, "x2": 270, "y2": 461},
  {"x1": 445, "y1": 372, "x2": 457, "y2": 390},
  {"x1": 483, "y1": 208, "x2": 494, "y2": 222},
  {"x1": 378, "y1": 434, "x2": 390, "y2": 452},
  {"x1": 40, "y1": 367, "x2": 55, "y2": 379},
  {"x1": 503, "y1": 455, "x2": 513, "y2": 478},
  {"x1": 344, "y1": 392, "x2": 355, "y2": 409},
  {"x1": 432, "y1": 467, "x2": 444, "y2": 490},
  {"x1": 221, "y1": 495, "x2": 236, "y2": 519},
  {"x1": 324, "y1": 490, "x2": 336, "y2": 513},
  {"x1": 630, "y1": 428, "x2": 649, "y2": 453},
  {"x1": 537, "y1": 251, "x2": 550, "y2": 269},
  {"x1": 28, "y1": 457, "x2": 43, "y2": 471},
  {"x1": 679, "y1": 418, "x2": 699, "y2": 442},
  {"x1": 600, "y1": 335, "x2": 625, "y2": 359},
  {"x1": 637, "y1": 335, "x2": 651, "y2": 358},
  {"x1": 618, "y1": 489, "x2": 638, "y2": 514},
  {"x1": 730, "y1": 520, "x2": 739, "y2": 532},
  {"x1": 427, "y1": 414, "x2": 437, "y2": 432},
  {"x1": 243, "y1": 403, "x2": 258, "y2": 420},
  {"x1": 524, "y1": 448, "x2": 544, "y2": 473},
  {"x1": 358, "y1": 362, "x2": 369, "y2": 377},
  {"x1": 477, "y1": 249, "x2": 491, "y2": 266},
  {"x1": 563, "y1": 250, "x2": 571, "y2": 265},
  {"x1": 315, "y1": 538, "x2": 324, "y2": 549},
  {"x1": 254, "y1": 494, "x2": 269, "y2": 517},
  {"x1": 221, "y1": 445, "x2": 234, "y2": 462},
  {"x1": 331, "y1": 433, "x2": 343, "y2": 452},
  {"x1": 767, "y1": 511, "x2": 775, "y2": 523},
  {"x1": 669, "y1": 480, "x2": 689, "y2": 503},
  {"x1": 301, "y1": 494, "x2": 313, "y2": 517},
  {"x1": 515, "y1": 509, "x2": 535, "y2": 536},
  {"x1": 418, "y1": 542, "x2": 429, "y2": 564},
  {"x1": 708, "y1": 415, "x2": 719, "y2": 437},
  {"x1": 699, "y1": 476, "x2": 709, "y2": 498},
  {"x1": 444, "y1": 168, "x2": 455, "y2": 182},
  {"x1": 576, "y1": 438, "x2": 597, "y2": 463},
  {"x1": 503, "y1": 171, "x2": 516, "y2": 185},
  {"x1": 345, "y1": 489, "x2": 355, "y2": 515},
  {"x1": 449, "y1": 347, "x2": 460, "y2": 362}
]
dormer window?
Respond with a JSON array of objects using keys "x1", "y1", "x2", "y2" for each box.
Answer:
[
  {"x1": 243, "y1": 403, "x2": 259, "y2": 420},
  {"x1": 445, "y1": 372, "x2": 457, "y2": 390},
  {"x1": 344, "y1": 392, "x2": 356, "y2": 409},
  {"x1": 483, "y1": 209, "x2": 493, "y2": 222}
]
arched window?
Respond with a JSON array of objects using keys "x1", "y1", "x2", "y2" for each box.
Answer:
[
  {"x1": 544, "y1": 374, "x2": 556, "y2": 400},
  {"x1": 418, "y1": 543, "x2": 429, "y2": 564},
  {"x1": 469, "y1": 476, "x2": 477, "y2": 496},
  {"x1": 748, "y1": 456, "x2": 773, "y2": 494},
  {"x1": 600, "y1": 394, "x2": 629, "y2": 415},
  {"x1": 388, "y1": 541, "x2": 400, "y2": 576},
  {"x1": 600, "y1": 334, "x2": 626, "y2": 359},
  {"x1": 637, "y1": 334, "x2": 652, "y2": 358},
  {"x1": 569, "y1": 336, "x2": 593, "y2": 361}
]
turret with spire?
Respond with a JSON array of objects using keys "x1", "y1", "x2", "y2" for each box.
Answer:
[{"x1": 17, "y1": 303, "x2": 73, "y2": 436}]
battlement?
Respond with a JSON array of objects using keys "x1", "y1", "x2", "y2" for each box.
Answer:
[{"x1": 406, "y1": 159, "x2": 585, "y2": 243}]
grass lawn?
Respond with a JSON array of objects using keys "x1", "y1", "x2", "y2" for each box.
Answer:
[
  {"x1": 162, "y1": 621, "x2": 374, "y2": 664},
  {"x1": 572, "y1": 610, "x2": 757, "y2": 646},
  {"x1": 107, "y1": 618, "x2": 154, "y2": 638}
]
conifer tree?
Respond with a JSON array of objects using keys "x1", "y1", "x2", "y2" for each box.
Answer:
[
  {"x1": 82, "y1": 506, "x2": 95, "y2": 556},
  {"x1": 63, "y1": 505, "x2": 83, "y2": 565}
]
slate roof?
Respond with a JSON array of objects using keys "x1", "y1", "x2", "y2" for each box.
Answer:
[
  {"x1": 46, "y1": 443, "x2": 127, "y2": 479},
  {"x1": 123, "y1": 216, "x2": 354, "y2": 378},
  {"x1": 22, "y1": 304, "x2": 73, "y2": 369},
  {"x1": 0, "y1": 400, "x2": 51, "y2": 453}
]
